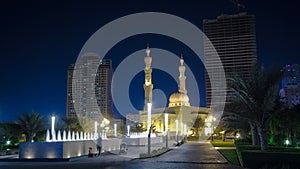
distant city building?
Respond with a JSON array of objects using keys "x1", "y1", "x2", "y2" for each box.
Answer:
[
  {"x1": 203, "y1": 12, "x2": 257, "y2": 107},
  {"x1": 66, "y1": 64, "x2": 75, "y2": 118},
  {"x1": 66, "y1": 55, "x2": 113, "y2": 122},
  {"x1": 279, "y1": 64, "x2": 300, "y2": 108},
  {"x1": 96, "y1": 59, "x2": 113, "y2": 121},
  {"x1": 281, "y1": 64, "x2": 300, "y2": 87}
]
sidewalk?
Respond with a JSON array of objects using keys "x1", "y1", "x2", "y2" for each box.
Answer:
[{"x1": 142, "y1": 141, "x2": 228, "y2": 164}]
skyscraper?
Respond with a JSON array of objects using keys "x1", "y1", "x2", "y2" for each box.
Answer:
[
  {"x1": 66, "y1": 64, "x2": 75, "y2": 118},
  {"x1": 203, "y1": 12, "x2": 257, "y2": 107},
  {"x1": 279, "y1": 64, "x2": 300, "y2": 108},
  {"x1": 96, "y1": 59, "x2": 113, "y2": 121},
  {"x1": 281, "y1": 64, "x2": 300, "y2": 87},
  {"x1": 66, "y1": 56, "x2": 113, "y2": 122}
]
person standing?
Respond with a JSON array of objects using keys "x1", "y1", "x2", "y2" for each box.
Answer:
[{"x1": 97, "y1": 137, "x2": 102, "y2": 156}]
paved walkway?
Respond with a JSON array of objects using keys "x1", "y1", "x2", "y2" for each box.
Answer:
[
  {"x1": 142, "y1": 141, "x2": 227, "y2": 164},
  {"x1": 0, "y1": 141, "x2": 246, "y2": 169}
]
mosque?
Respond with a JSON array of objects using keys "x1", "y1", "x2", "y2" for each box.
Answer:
[{"x1": 139, "y1": 46, "x2": 211, "y2": 138}]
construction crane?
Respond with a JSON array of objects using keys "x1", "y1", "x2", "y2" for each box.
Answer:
[{"x1": 229, "y1": 0, "x2": 246, "y2": 12}]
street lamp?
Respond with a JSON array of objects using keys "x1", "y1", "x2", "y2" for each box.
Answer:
[
  {"x1": 165, "y1": 113, "x2": 168, "y2": 148},
  {"x1": 147, "y1": 103, "x2": 152, "y2": 133},
  {"x1": 114, "y1": 123, "x2": 117, "y2": 137},
  {"x1": 127, "y1": 125, "x2": 130, "y2": 137},
  {"x1": 175, "y1": 119, "x2": 178, "y2": 143}
]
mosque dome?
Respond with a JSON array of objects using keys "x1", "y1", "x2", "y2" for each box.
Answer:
[{"x1": 168, "y1": 92, "x2": 190, "y2": 107}]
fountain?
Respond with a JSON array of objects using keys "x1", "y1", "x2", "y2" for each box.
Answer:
[
  {"x1": 52, "y1": 130, "x2": 56, "y2": 141},
  {"x1": 87, "y1": 132, "x2": 90, "y2": 140},
  {"x1": 72, "y1": 131, "x2": 75, "y2": 141},
  {"x1": 19, "y1": 115, "x2": 122, "y2": 159},
  {"x1": 63, "y1": 130, "x2": 66, "y2": 141},
  {"x1": 91, "y1": 133, "x2": 94, "y2": 140},
  {"x1": 46, "y1": 129, "x2": 50, "y2": 142},
  {"x1": 80, "y1": 132, "x2": 83, "y2": 140},
  {"x1": 76, "y1": 132, "x2": 79, "y2": 140},
  {"x1": 67, "y1": 130, "x2": 71, "y2": 141},
  {"x1": 57, "y1": 130, "x2": 62, "y2": 141}
]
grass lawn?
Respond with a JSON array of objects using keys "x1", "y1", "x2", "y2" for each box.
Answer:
[
  {"x1": 218, "y1": 149, "x2": 240, "y2": 166},
  {"x1": 211, "y1": 141, "x2": 235, "y2": 147}
]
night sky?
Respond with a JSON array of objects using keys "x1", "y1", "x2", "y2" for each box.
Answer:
[{"x1": 0, "y1": 0, "x2": 299, "y2": 122}]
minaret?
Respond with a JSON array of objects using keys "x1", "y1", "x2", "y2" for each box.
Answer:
[
  {"x1": 144, "y1": 45, "x2": 153, "y2": 110},
  {"x1": 178, "y1": 55, "x2": 187, "y2": 94}
]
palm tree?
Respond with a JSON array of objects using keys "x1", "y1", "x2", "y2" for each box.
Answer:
[
  {"x1": 16, "y1": 111, "x2": 46, "y2": 142},
  {"x1": 63, "y1": 117, "x2": 83, "y2": 132},
  {"x1": 227, "y1": 64, "x2": 282, "y2": 150},
  {"x1": 223, "y1": 99, "x2": 259, "y2": 145}
]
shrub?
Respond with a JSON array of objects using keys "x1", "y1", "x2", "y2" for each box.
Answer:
[
  {"x1": 234, "y1": 138, "x2": 252, "y2": 145},
  {"x1": 152, "y1": 150, "x2": 158, "y2": 155},
  {"x1": 211, "y1": 141, "x2": 235, "y2": 147},
  {"x1": 5, "y1": 149, "x2": 12, "y2": 155}
]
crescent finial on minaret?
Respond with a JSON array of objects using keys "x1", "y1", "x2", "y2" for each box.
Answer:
[
  {"x1": 180, "y1": 54, "x2": 184, "y2": 66},
  {"x1": 146, "y1": 44, "x2": 150, "y2": 57}
]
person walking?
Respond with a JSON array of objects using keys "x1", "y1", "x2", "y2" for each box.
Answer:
[{"x1": 97, "y1": 137, "x2": 102, "y2": 156}]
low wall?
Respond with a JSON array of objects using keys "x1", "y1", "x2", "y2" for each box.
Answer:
[
  {"x1": 19, "y1": 139, "x2": 122, "y2": 159},
  {"x1": 122, "y1": 137, "x2": 163, "y2": 146}
]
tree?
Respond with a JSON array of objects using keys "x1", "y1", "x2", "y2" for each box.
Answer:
[
  {"x1": 227, "y1": 64, "x2": 282, "y2": 150},
  {"x1": 192, "y1": 114, "x2": 205, "y2": 136},
  {"x1": 272, "y1": 104, "x2": 300, "y2": 146},
  {"x1": 131, "y1": 123, "x2": 147, "y2": 133},
  {"x1": 16, "y1": 111, "x2": 46, "y2": 142},
  {"x1": 63, "y1": 117, "x2": 83, "y2": 132},
  {"x1": 223, "y1": 99, "x2": 259, "y2": 145},
  {"x1": 0, "y1": 122, "x2": 22, "y2": 149},
  {"x1": 221, "y1": 111, "x2": 250, "y2": 140},
  {"x1": 63, "y1": 115, "x2": 95, "y2": 132}
]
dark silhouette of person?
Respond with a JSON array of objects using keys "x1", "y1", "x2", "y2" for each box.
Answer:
[{"x1": 97, "y1": 137, "x2": 102, "y2": 156}]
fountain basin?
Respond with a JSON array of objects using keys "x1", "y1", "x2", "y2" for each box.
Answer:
[{"x1": 19, "y1": 139, "x2": 122, "y2": 159}]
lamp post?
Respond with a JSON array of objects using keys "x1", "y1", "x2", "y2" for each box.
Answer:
[
  {"x1": 148, "y1": 125, "x2": 153, "y2": 156},
  {"x1": 114, "y1": 123, "x2": 117, "y2": 137},
  {"x1": 175, "y1": 119, "x2": 178, "y2": 143},
  {"x1": 211, "y1": 116, "x2": 216, "y2": 141},
  {"x1": 165, "y1": 113, "x2": 169, "y2": 148},
  {"x1": 147, "y1": 103, "x2": 152, "y2": 133},
  {"x1": 51, "y1": 115, "x2": 55, "y2": 141},
  {"x1": 127, "y1": 125, "x2": 130, "y2": 137},
  {"x1": 147, "y1": 102, "x2": 152, "y2": 156}
]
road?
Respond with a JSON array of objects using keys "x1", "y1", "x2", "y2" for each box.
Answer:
[{"x1": 0, "y1": 141, "x2": 245, "y2": 169}]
